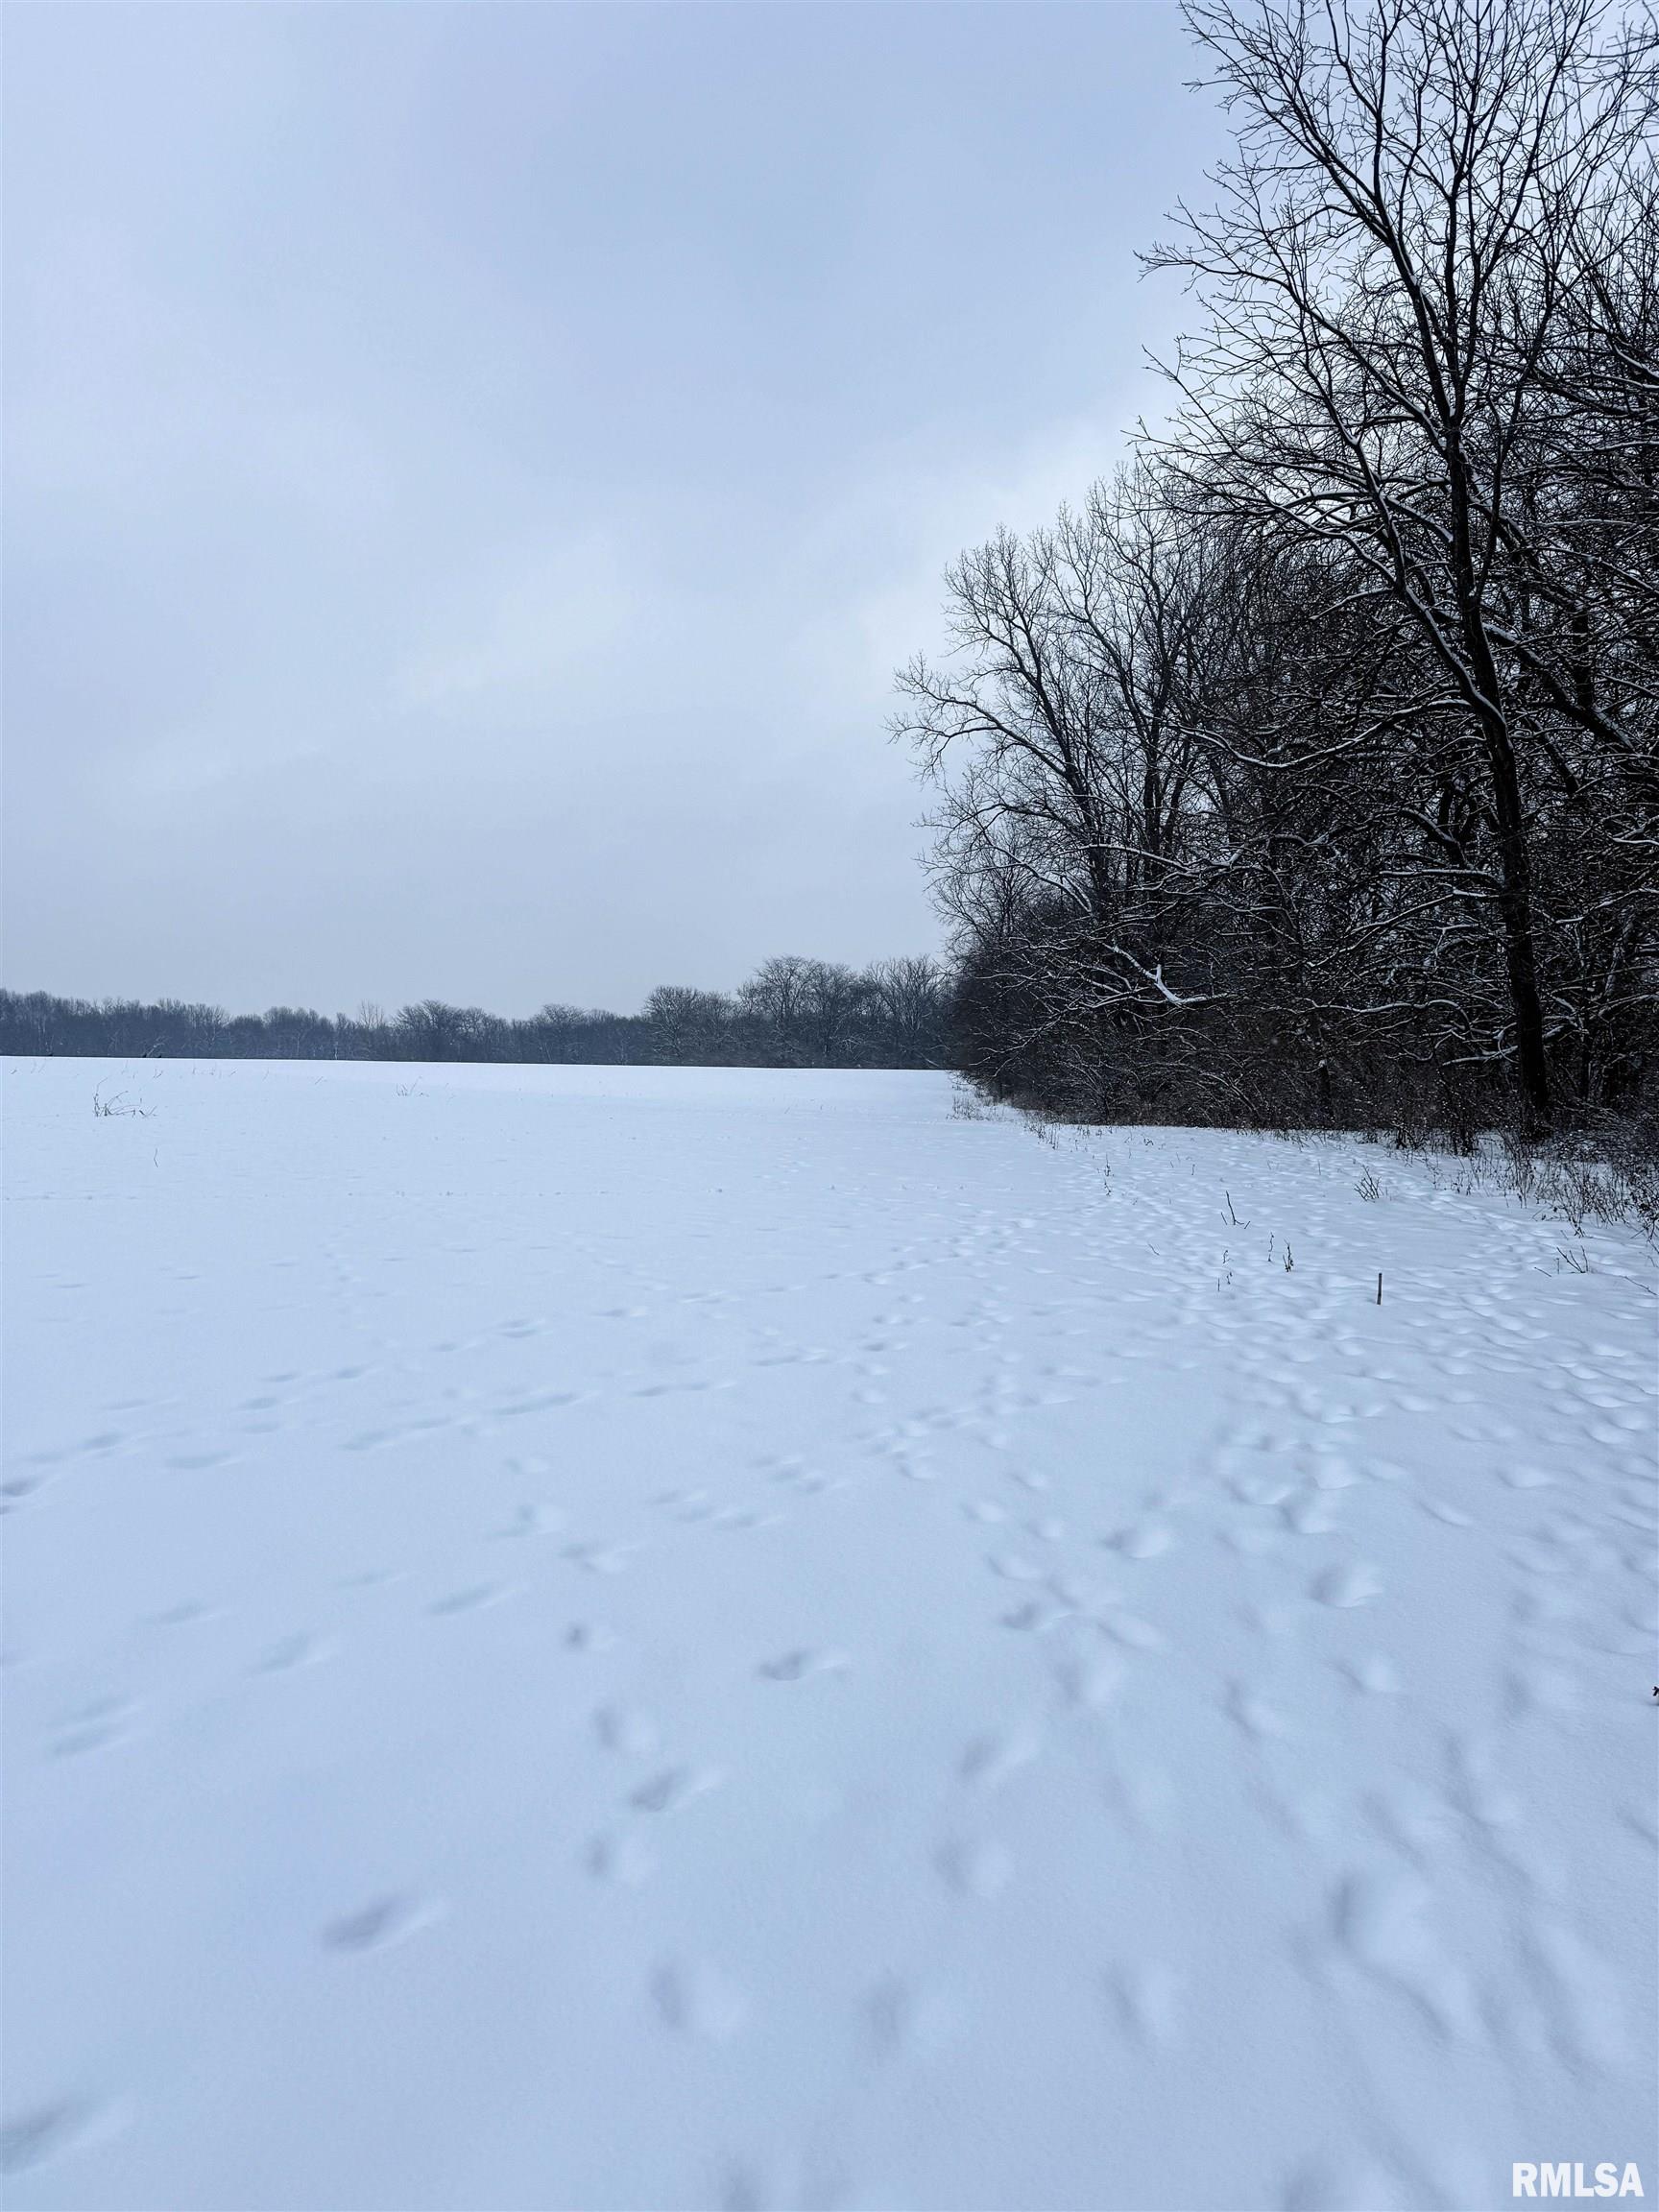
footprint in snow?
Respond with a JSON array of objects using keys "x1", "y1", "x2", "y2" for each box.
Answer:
[
  {"x1": 1227, "y1": 1683, "x2": 1295, "y2": 1742},
  {"x1": 1229, "y1": 1475, "x2": 1295, "y2": 1506},
  {"x1": 252, "y1": 1632, "x2": 332, "y2": 1673},
  {"x1": 1500, "y1": 1464, "x2": 1558, "y2": 1491},
  {"x1": 1326, "y1": 1869, "x2": 1479, "y2": 2038},
  {"x1": 322, "y1": 1893, "x2": 439, "y2": 1953},
  {"x1": 1001, "y1": 1598, "x2": 1071, "y2": 1633},
  {"x1": 650, "y1": 1960, "x2": 746, "y2": 2042},
  {"x1": 935, "y1": 1837, "x2": 1014, "y2": 1899},
  {"x1": 1280, "y1": 1486, "x2": 1341, "y2": 1535},
  {"x1": 592, "y1": 1704, "x2": 661, "y2": 1755},
  {"x1": 1105, "y1": 1523, "x2": 1174, "y2": 1560},
  {"x1": 50, "y1": 1697, "x2": 137, "y2": 1758},
  {"x1": 631, "y1": 1765, "x2": 724, "y2": 1815},
  {"x1": 863, "y1": 1974, "x2": 919, "y2": 2056},
  {"x1": 958, "y1": 1729, "x2": 1040, "y2": 1789},
  {"x1": 498, "y1": 1503, "x2": 564, "y2": 1539},
  {"x1": 863, "y1": 1974, "x2": 957, "y2": 2059},
  {"x1": 1311, "y1": 1562, "x2": 1382, "y2": 1608},
  {"x1": 1308, "y1": 1456, "x2": 1363, "y2": 1492},
  {"x1": 565, "y1": 1621, "x2": 618, "y2": 1653},
  {"x1": 494, "y1": 1390, "x2": 578, "y2": 1418},
  {"x1": 427, "y1": 1581, "x2": 516, "y2": 1617},
  {"x1": 585, "y1": 1831, "x2": 655, "y2": 1887},
  {"x1": 709, "y1": 1503, "x2": 771, "y2": 1529},
  {"x1": 1053, "y1": 1653, "x2": 1123, "y2": 1709},
  {"x1": 1105, "y1": 1961, "x2": 1186, "y2": 2050},
  {"x1": 1098, "y1": 1609, "x2": 1166, "y2": 1652},
  {"x1": 1339, "y1": 1653, "x2": 1403, "y2": 1695},
  {"x1": 757, "y1": 1648, "x2": 849, "y2": 1682},
  {"x1": 564, "y1": 1542, "x2": 635, "y2": 1576},
  {"x1": 0, "y1": 2097, "x2": 132, "y2": 2176}
]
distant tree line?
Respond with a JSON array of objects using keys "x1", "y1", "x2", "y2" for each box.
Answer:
[
  {"x1": 898, "y1": 0, "x2": 1658, "y2": 1140},
  {"x1": 0, "y1": 955, "x2": 949, "y2": 1070}
]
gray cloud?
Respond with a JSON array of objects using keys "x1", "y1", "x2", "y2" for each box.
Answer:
[{"x1": 4, "y1": 3, "x2": 1222, "y2": 1014}]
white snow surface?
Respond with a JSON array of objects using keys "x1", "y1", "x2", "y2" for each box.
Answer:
[{"x1": 3, "y1": 1058, "x2": 1654, "y2": 2212}]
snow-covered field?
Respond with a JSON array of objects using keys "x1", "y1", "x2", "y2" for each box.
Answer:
[{"x1": 3, "y1": 1059, "x2": 1654, "y2": 2212}]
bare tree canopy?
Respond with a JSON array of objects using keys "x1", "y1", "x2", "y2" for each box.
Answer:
[
  {"x1": 1, "y1": 957, "x2": 950, "y2": 1072},
  {"x1": 901, "y1": 0, "x2": 1658, "y2": 1138}
]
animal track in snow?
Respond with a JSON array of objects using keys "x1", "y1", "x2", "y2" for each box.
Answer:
[
  {"x1": 322, "y1": 1893, "x2": 440, "y2": 1953},
  {"x1": 1001, "y1": 1598, "x2": 1072, "y2": 1633},
  {"x1": 1311, "y1": 1562, "x2": 1382, "y2": 1608},
  {"x1": 564, "y1": 1542, "x2": 636, "y2": 1577},
  {"x1": 1098, "y1": 1610, "x2": 1166, "y2": 1652},
  {"x1": 1053, "y1": 1653, "x2": 1123, "y2": 1710},
  {"x1": 631, "y1": 1765, "x2": 724, "y2": 1815},
  {"x1": 252, "y1": 1631, "x2": 332, "y2": 1673},
  {"x1": 649, "y1": 1959, "x2": 746, "y2": 2042},
  {"x1": 1283, "y1": 1493, "x2": 1337, "y2": 1537},
  {"x1": 585, "y1": 1831, "x2": 655, "y2": 1887},
  {"x1": 757, "y1": 1648, "x2": 848, "y2": 1682},
  {"x1": 935, "y1": 1837, "x2": 1014, "y2": 1899},
  {"x1": 1227, "y1": 1683, "x2": 1295, "y2": 1743},
  {"x1": 493, "y1": 1389, "x2": 579, "y2": 1418},
  {"x1": 499, "y1": 1503, "x2": 564, "y2": 1538},
  {"x1": 1420, "y1": 1498, "x2": 1474, "y2": 1527},
  {"x1": 1105, "y1": 1961, "x2": 1185, "y2": 2050},
  {"x1": 0, "y1": 2096, "x2": 132, "y2": 2176},
  {"x1": 1326, "y1": 1870, "x2": 1479, "y2": 2040},
  {"x1": 428, "y1": 1581, "x2": 516, "y2": 1617},
  {"x1": 958, "y1": 1728, "x2": 1040, "y2": 1790},
  {"x1": 564, "y1": 1621, "x2": 618, "y2": 1654},
  {"x1": 1105, "y1": 1522, "x2": 1174, "y2": 1560},
  {"x1": 50, "y1": 1697, "x2": 137, "y2": 1758},
  {"x1": 593, "y1": 1704, "x2": 661, "y2": 1756}
]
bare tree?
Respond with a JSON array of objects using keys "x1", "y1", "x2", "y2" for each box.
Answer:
[
  {"x1": 1145, "y1": 0, "x2": 1658, "y2": 1124},
  {"x1": 644, "y1": 986, "x2": 733, "y2": 1063},
  {"x1": 738, "y1": 955, "x2": 816, "y2": 1060},
  {"x1": 798, "y1": 961, "x2": 872, "y2": 1066},
  {"x1": 870, "y1": 956, "x2": 948, "y2": 1060}
]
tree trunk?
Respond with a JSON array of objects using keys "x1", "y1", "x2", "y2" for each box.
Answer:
[{"x1": 1480, "y1": 717, "x2": 1553, "y2": 1132}]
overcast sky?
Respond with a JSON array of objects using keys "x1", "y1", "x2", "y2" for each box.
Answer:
[{"x1": 4, "y1": 3, "x2": 1224, "y2": 1017}]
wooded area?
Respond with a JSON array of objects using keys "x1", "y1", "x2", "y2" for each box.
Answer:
[
  {"x1": 0, "y1": 957, "x2": 948, "y2": 1070},
  {"x1": 897, "y1": 0, "x2": 1657, "y2": 1143}
]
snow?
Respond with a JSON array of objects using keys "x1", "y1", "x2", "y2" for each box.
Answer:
[{"x1": 3, "y1": 1058, "x2": 1654, "y2": 2212}]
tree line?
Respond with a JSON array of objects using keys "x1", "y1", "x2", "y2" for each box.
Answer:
[
  {"x1": 0, "y1": 956, "x2": 949, "y2": 1070},
  {"x1": 897, "y1": 0, "x2": 1658, "y2": 1139}
]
